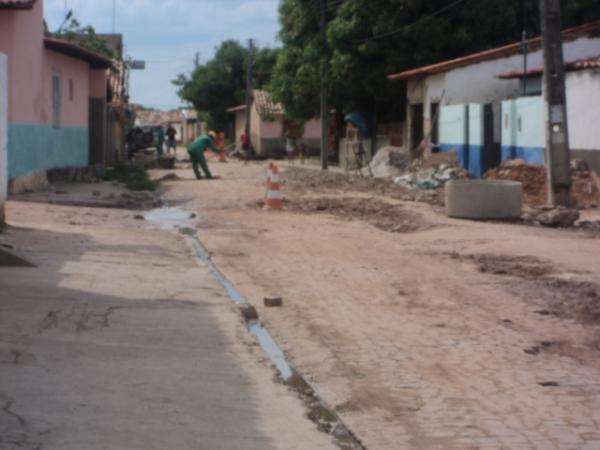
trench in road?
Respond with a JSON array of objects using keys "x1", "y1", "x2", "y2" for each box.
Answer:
[{"x1": 145, "y1": 206, "x2": 365, "y2": 450}]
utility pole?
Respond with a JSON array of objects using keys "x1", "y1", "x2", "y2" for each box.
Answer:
[
  {"x1": 540, "y1": 0, "x2": 571, "y2": 206},
  {"x1": 318, "y1": 0, "x2": 329, "y2": 170},
  {"x1": 112, "y1": 0, "x2": 116, "y2": 33},
  {"x1": 194, "y1": 52, "x2": 200, "y2": 69},
  {"x1": 244, "y1": 39, "x2": 255, "y2": 134}
]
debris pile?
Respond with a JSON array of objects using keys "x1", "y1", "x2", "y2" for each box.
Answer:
[
  {"x1": 284, "y1": 167, "x2": 443, "y2": 205},
  {"x1": 485, "y1": 158, "x2": 600, "y2": 208},
  {"x1": 393, "y1": 161, "x2": 470, "y2": 190},
  {"x1": 368, "y1": 146, "x2": 410, "y2": 178},
  {"x1": 485, "y1": 160, "x2": 547, "y2": 205},
  {"x1": 522, "y1": 206, "x2": 581, "y2": 228},
  {"x1": 285, "y1": 197, "x2": 431, "y2": 233}
]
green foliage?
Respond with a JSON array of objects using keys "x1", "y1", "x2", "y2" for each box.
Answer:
[
  {"x1": 55, "y1": 18, "x2": 114, "y2": 59},
  {"x1": 173, "y1": 41, "x2": 279, "y2": 130},
  {"x1": 103, "y1": 164, "x2": 157, "y2": 191},
  {"x1": 272, "y1": 0, "x2": 600, "y2": 123}
]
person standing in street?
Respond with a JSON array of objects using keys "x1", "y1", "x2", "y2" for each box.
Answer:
[
  {"x1": 166, "y1": 124, "x2": 177, "y2": 155},
  {"x1": 241, "y1": 129, "x2": 251, "y2": 165},
  {"x1": 187, "y1": 131, "x2": 223, "y2": 180},
  {"x1": 157, "y1": 126, "x2": 165, "y2": 156}
]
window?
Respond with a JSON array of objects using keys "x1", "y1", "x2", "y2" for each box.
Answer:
[
  {"x1": 52, "y1": 74, "x2": 61, "y2": 128},
  {"x1": 69, "y1": 79, "x2": 74, "y2": 101}
]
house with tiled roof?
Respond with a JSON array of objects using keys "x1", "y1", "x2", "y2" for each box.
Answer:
[
  {"x1": 388, "y1": 21, "x2": 600, "y2": 176},
  {"x1": 226, "y1": 90, "x2": 322, "y2": 156},
  {"x1": 0, "y1": 0, "x2": 112, "y2": 192}
]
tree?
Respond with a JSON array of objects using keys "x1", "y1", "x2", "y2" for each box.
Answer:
[
  {"x1": 54, "y1": 18, "x2": 114, "y2": 58},
  {"x1": 173, "y1": 41, "x2": 279, "y2": 130},
  {"x1": 272, "y1": 0, "x2": 600, "y2": 124}
]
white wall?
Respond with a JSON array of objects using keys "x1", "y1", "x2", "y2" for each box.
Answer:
[
  {"x1": 0, "y1": 53, "x2": 7, "y2": 224},
  {"x1": 417, "y1": 36, "x2": 600, "y2": 108},
  {"x1": 567, "y1": 69, "x2": 600, "y2": 151}
]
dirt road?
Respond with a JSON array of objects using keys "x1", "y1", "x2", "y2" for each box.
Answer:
[
  {"x1": 0, "y1": 187, "x2": 335, "y2": 450},
  {"x1": 159, "y1": 159, "x2": 600, "y2": 450}
]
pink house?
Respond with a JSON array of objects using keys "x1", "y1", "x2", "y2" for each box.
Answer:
[
  {"x1": 0, "y1": 0, "x2": 112, "y2": 188},
  {"x1": 227, "y1": 90, "x2": 322, "y2": 157}
]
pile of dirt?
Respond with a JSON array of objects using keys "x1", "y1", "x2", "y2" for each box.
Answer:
[
  {"x1": 158, "y1": 173, "x2": 181, "y2": 182},
  {"x1": 284, "y1": 168, "x2": 443, "y2": 205},
  {"x1": 484, "y1": 159, "x2": 600, "y2": 208},
  {"x1": 484, "y1": 161, "x2": 548, "y2": 206},
  {"x1": 285, "y1": 197, "x2": 431, "y2": 233}
]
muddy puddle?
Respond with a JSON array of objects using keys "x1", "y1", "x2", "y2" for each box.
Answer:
[{"x1": 144, "y1": 207, "x2": 197, "y2": 230}]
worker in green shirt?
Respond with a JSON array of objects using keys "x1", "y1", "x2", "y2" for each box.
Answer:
[{"x1": 187, "y1": 131, "x2": 223, "y2": 179}]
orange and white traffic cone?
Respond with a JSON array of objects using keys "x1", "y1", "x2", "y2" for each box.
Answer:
[{"x1": 265, "y1": 163, "x2": 284, "y2": 210}]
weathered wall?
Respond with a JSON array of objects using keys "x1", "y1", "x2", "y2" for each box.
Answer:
[
  {"x1": 260, "y1": 117, "x2": 283, "y2": 139},
  {"x1": 567, "y1": 70, "x2": 600, "y2": 152},
  {"x1": 0, "y1": 0, "x2": 45, "y2": 124},
  {"x1": 407, "y1": 35, "x2": 600, "y2": 151},
  {"x1": 0, "y1": 54, "x2": 7, "y2": 224},
  {"x1": 45, "y1": 49, "x2": 90, "y2": 127},
  {"x1": 303, "y1": 119, "x2": 321, "y2": 139},
  {"x1": 0, "y1": 2, "x2": 91, "y2": 180},
  {"x1": 89, "y1": 69, "x2": 107, "y2": 98},
  {"x1": 501, "y1": 97, "x2": 545, "y2": 164}
]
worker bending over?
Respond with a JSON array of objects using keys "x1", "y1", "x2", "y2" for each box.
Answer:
[{"x1": 187, "y1": 131, "x2": 223, "y2": 180}]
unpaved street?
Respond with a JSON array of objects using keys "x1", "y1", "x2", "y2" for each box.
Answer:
[
  {"x1": 158, "y1": 159, "x2": 600, "y2": 450},
  {"x1": 0, "y1": 195, "x2": 335, "y2": 450}
]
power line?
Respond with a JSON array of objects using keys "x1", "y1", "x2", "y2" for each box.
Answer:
[{"x1": 355, "y1": 0, "x2": 472, "y2": 43}]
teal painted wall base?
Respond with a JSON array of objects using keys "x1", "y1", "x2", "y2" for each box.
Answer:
[{"x1": 8, "y1": 123, "x2": 89, "y2": 179}]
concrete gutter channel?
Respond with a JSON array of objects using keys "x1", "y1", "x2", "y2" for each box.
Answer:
[{"x1": 145, "y1": 206, "x2": 365, "y2": 450}]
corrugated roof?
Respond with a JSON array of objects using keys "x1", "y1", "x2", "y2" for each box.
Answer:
[
  {"x1": 498, "y1": 55, "x2": 600, "y2": 79},
  {"x1": 44, "y1": 37, "x2": 113, "y2": 69},
  {"x1": 388, "y1": 21, "x2": 600, "y2": 81},
  {"x1": 0, "y1": 0, "x2": 36, "y2": 9}
]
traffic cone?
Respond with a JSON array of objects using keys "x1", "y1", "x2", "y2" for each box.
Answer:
[{"x1": 265, "y1": 163, "x2": 284, "y2": 210}]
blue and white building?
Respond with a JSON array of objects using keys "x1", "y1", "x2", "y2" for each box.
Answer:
[{"x1": 388, "y1": 21, "x2": 600, "y2": 176}]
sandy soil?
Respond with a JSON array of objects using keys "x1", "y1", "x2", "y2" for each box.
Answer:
[{"x1": 158, "y1": 159, "x2": 600, "y2": 450}]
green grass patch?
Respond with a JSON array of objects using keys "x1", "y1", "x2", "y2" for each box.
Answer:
[{"x1": 103, "y1": 164, "x2": 157, "y2": 191}]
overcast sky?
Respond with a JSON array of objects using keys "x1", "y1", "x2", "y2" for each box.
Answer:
[{"x1": 45, "y1": 0, "x2": 281, "y2": 110}]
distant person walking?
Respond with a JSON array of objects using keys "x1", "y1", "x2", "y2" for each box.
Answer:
[
  {"x1": 166, "y1": 124, "x2": 177, "y2": 155},
  {"x1": 285, "y1": 130, "x2": 296, "y2": 164},
  {"x1": 187, "y1": 131, "x2": 223, "y2": 180},
  {"x1": 241, "y1": 129, "x2": 251, "y2": 165}
]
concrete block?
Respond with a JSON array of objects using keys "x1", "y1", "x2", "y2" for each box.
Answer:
[
  {"x1": 445, "y1": 180, "x2": 523, "y2": 219},
  {"x1": 239, "y1": 305, "x2": 259, "y2": 322},
  {"x1": 264, "y1": 297, "x2": 283, "y2": 308}
]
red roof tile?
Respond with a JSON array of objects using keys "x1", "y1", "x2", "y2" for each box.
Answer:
[
  {"x1": 44, "y1": 37, "x2": 113, "y2": 70},
  {"x1": 388, "y1": 21, "x2": 600, "y2": 81},
  {"x1": 497, "y1": 55, "x2": 600, "y2": 79},
  {"x1": 0, "y1": 0, "x2": 36, "y2": 9}
]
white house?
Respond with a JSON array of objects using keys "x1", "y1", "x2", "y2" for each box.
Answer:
[
  {"x1": 497, "y1": 56, "x2": 600, "y2": 172},
  {"x1": 387, "y1": 21, "x2": 600, "y2": 175}
]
